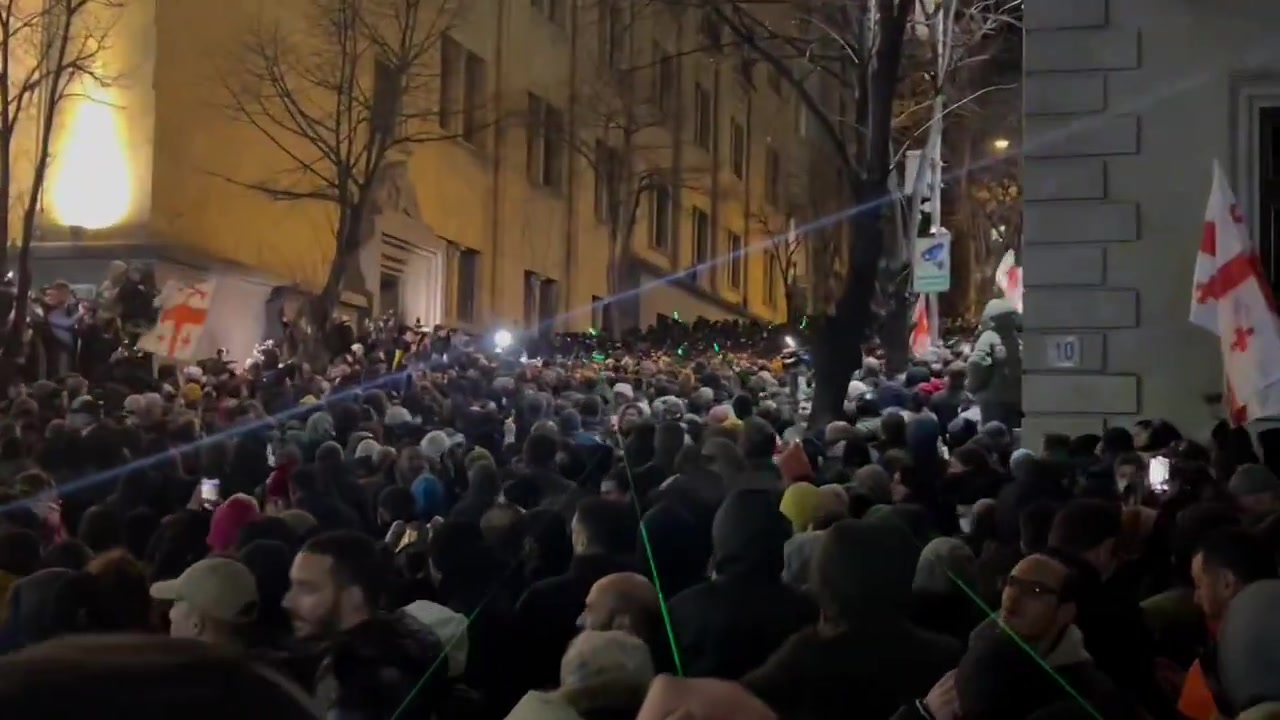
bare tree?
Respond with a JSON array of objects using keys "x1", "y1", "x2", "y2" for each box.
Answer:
[
  {"x1": 1, "y1": 0, "x2": 119, "y2": 358},
  {"x1": 219, "y1": 0, "x2": 479, "y2": 357},
  {"x1": 751, "y1": 209, "x2": 812, "y2": 325},
  {"x1": 693, "y1": 0, "x2": 1017, "y2": 422},
  {"x1": 559, "y1": 4, "x2": 709, "y2": 335}
]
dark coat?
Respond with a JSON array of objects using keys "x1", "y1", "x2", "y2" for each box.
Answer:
[
  {"x1": 746, "y1": 621, "x2": 962, "y2": 720},
  {"x1": 667, "y1": 490, "x2": 816, "y2": 679},
  {"x1": 511, "y1": 553, "x2": 635, "y2": 692}
]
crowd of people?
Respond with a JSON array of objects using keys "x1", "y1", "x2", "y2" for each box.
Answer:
[{"x1": 0, "y1": 298, "x2": 1278, "y2": 720}]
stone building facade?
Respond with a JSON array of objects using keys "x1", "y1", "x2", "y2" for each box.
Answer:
[{"x1": 1021, "y1": 0, "x2": 1280, "y2": 445}]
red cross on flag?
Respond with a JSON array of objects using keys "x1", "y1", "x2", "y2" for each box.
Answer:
[
  {"x1": 910, "y1": 293, "x2": 931, "y2": 358},
  {"x1": 995, "y1": 250, "x2": 1022, "y2": 313},
  {"x1": 1189, "y1": 161, "x2": 1280, "y2": 423},
  {"x1": 137, "y1": 280, "x2": 215, "y2": 360}
]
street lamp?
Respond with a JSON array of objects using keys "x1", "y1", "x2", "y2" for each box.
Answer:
[{"x1": 992, "y1": 138, "x2": 1011, "y2": 151}]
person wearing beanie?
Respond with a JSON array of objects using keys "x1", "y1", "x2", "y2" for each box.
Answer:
[
  {"x1": 1228, "y1": 464, "x2": 1280, "y2": 519},
  {"x1": 776, "y1": 443, "x2": 814, "y2": 487},
  {"x1": 707, "y1": 404, "x2": 736, "y2": 426},
  {"x1": 779, "y1": 483, "x2": 824, "y2": 532},
  {"x1": 181, "y1": 383, "x2": 203, "y2": 407},
  {"x1": 354, "y1": 439, "x2": 381, "y2": 460},
  {"x1": 384, "y1": 405, "x2": 413, "y2": 426},
  {"x1": 463, "y1": 447, "x2": 494, "y2": 473},
  {"x1": 278, "y1": 509, "x2": 318, "y2": 537},
  {"x1": 207, "y1": 495, "x2": 262, "y2": 555},
  {"x1": 420, "y1": 430, "x2": 451, "y2": 463}
]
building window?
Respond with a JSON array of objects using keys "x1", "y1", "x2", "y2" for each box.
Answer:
[
  {"x1": 727, "y1": 230, "x2": 743, "y2": 290},
  {"x1": 592, "y1": 295, "x2": 605, "y2": 332},
  {"x1": 538, "y1": 278, "x2": 559, "y2": 334},
  {"x1": 372, "y1": 59, "x2": 399, "y2": 137},
  {"x1": 456, "y1": 249, "x2": 479, "y2": 323},
  {"x1": 594, "y1": 141, "x2": 620, "y2": 224},
  {"x1": 439, "y1": 36, "x2": 459, "y2": 132},
  {"x1": 693, "y1": 82, "x2": 712, "y2": 150},
  {"x1": 527, "y1": 94, "x2": 564, "y2": 189},
  {"x1": 1260, "y1": 107, "x2": 1280, "y2": 290},
  {"x1": 692, "y1": 208, "x2": 711, "y2": 285},
  {"x1": 729, "y1": 117, "x2": 746, "y2": 179},
  {"x1": 765, "y1": 146, "x2": 780, "y2": 205},
  {"x1": 765, "y1": 255, "x2": 778, "y2": 306},
  {"x1": 655, "y1": 47, "x2": 675, "y2": 113},
  {"x1": 532, "y1": 0, "x2": 565, "y2": 26},
  {"x1": 602, "y1": 2, "x2": 626, "y2": 69},
  {"x1": 650, "y1": 181, "x2": 672, "y2": 251},
  {"x1": 379, "y1": 270, "x2": 402, "y2": 317},
  {"x1": 523, "y1": 271, "x2": 540, "y2": 327},
  {"x1": 461, "y1": 50, "x2": 487, "y2": 146}
]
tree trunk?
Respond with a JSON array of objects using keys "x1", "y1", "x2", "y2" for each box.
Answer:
[
  {"x1": 881, "y1": 273, "x2": 912, "y2": 374},
  {"x1": 810, "y1": 179, "x2": 889, "y2": 427}
]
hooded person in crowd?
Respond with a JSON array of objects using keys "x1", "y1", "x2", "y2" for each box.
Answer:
[
  {"x1": 668, "y1": 490, "x2": 816, "y2": 679},
  {"x1": 746, "y1": 519, "x2": 962, "y2": 719}
]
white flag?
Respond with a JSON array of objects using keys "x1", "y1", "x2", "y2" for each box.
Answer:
[
  {"x1": 137, "y1": 280, "x2": 215, "y2": 360},
  {"x1": 135, "y1": 276, "x2": 272, "y2": 362},
  {"x1": 994, "y1": 249, "x2": 1022, "y2": 313},
  {"x1": 1190, "y1": 161, "x2": 1280, "y2": 422}
]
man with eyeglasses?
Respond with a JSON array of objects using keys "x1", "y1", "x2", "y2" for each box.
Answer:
[{"x1": 900, "y1": 553, "x2": 1133, "y2": 719}]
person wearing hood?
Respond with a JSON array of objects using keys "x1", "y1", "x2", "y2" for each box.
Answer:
[
  {"x1": 738, "y1": 418, "x2": 783, "y2": 491},
  {"x1": 667, "y1": 489, "x2": 816, "y2": 679},
  {"x1": 910, "y1": 537, "x2": 986, "y2": 644},
  {"x1": 635, "y1": 502, "x2": 710, "y2": 599},
  {"x1": 746, "y1": 519, "x2": 961, "y2": 720},
  {"x1": 1211, "y1": 579, "x2": 1280, "y2": 720},
  {"x1": 0, "y1": 567, "x2": 95, "y2": 652},
  {"x1": 897, "y1": 552, "x2": 1135, "y2": 720},
  {"x1": 283, "y1": 530, "x2": 449, "y2": 720},
  {"x1": 966, "y1": 297, "x2": 1022, "y2": 429}
]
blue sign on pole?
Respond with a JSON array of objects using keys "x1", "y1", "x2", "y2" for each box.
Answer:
[{"x1": 912, "y1": 229, "x2": 952, "y2": 293}]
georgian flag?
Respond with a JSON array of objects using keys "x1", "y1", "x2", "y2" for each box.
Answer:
[{"x1": 1190, "y1": 161, "x2": 1280, "y2": 423}]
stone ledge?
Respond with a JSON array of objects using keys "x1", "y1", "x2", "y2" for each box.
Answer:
[
  {"x1": 1023, "y1": 287, "x2": 1138, "y2": 329},
  {"x1": 1021, "y1": 415, "x2": 1107, "y2": 451},
  {"x1": 1023, "y1": 373, "x2": 1140, "y2": 415},
  {"x1": 1023, "y1": 332, "x2": 1107, "y2": 372},
  {"x1": 1023, "y1": 246, "x2": 1106, "y2": 286},
  {"x1": 1024, "y1": 159, "x2": 1106, "y2": 201},
  {"x1": 1026, "y1": 73, "x2": 1107, "y2": 115},
  {"x1": 1026, "y1": 29, "x2": 1140, "y2": 73},
  {"x1": 1026, "y1": 115, "x2": 1140, "y2": 158},
  {"x1": 1024, "y1": 202, "x2": 1138, "y2": 243},
  {"x1": 1024, "y1": 0, "x2": 1107, "y2": 31}
]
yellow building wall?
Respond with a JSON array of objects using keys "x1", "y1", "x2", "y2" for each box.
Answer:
[{"x1": 35, "y1": 0, "x2": 827, "y2": 332}]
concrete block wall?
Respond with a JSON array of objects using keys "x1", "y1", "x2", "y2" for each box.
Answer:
[
  {"x1": 1021, "y1": 0, "x2": 1144, "y2": 447},
  {"x1": 1018, "y1": 0, "x2": 1278, "y2": 447}
]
